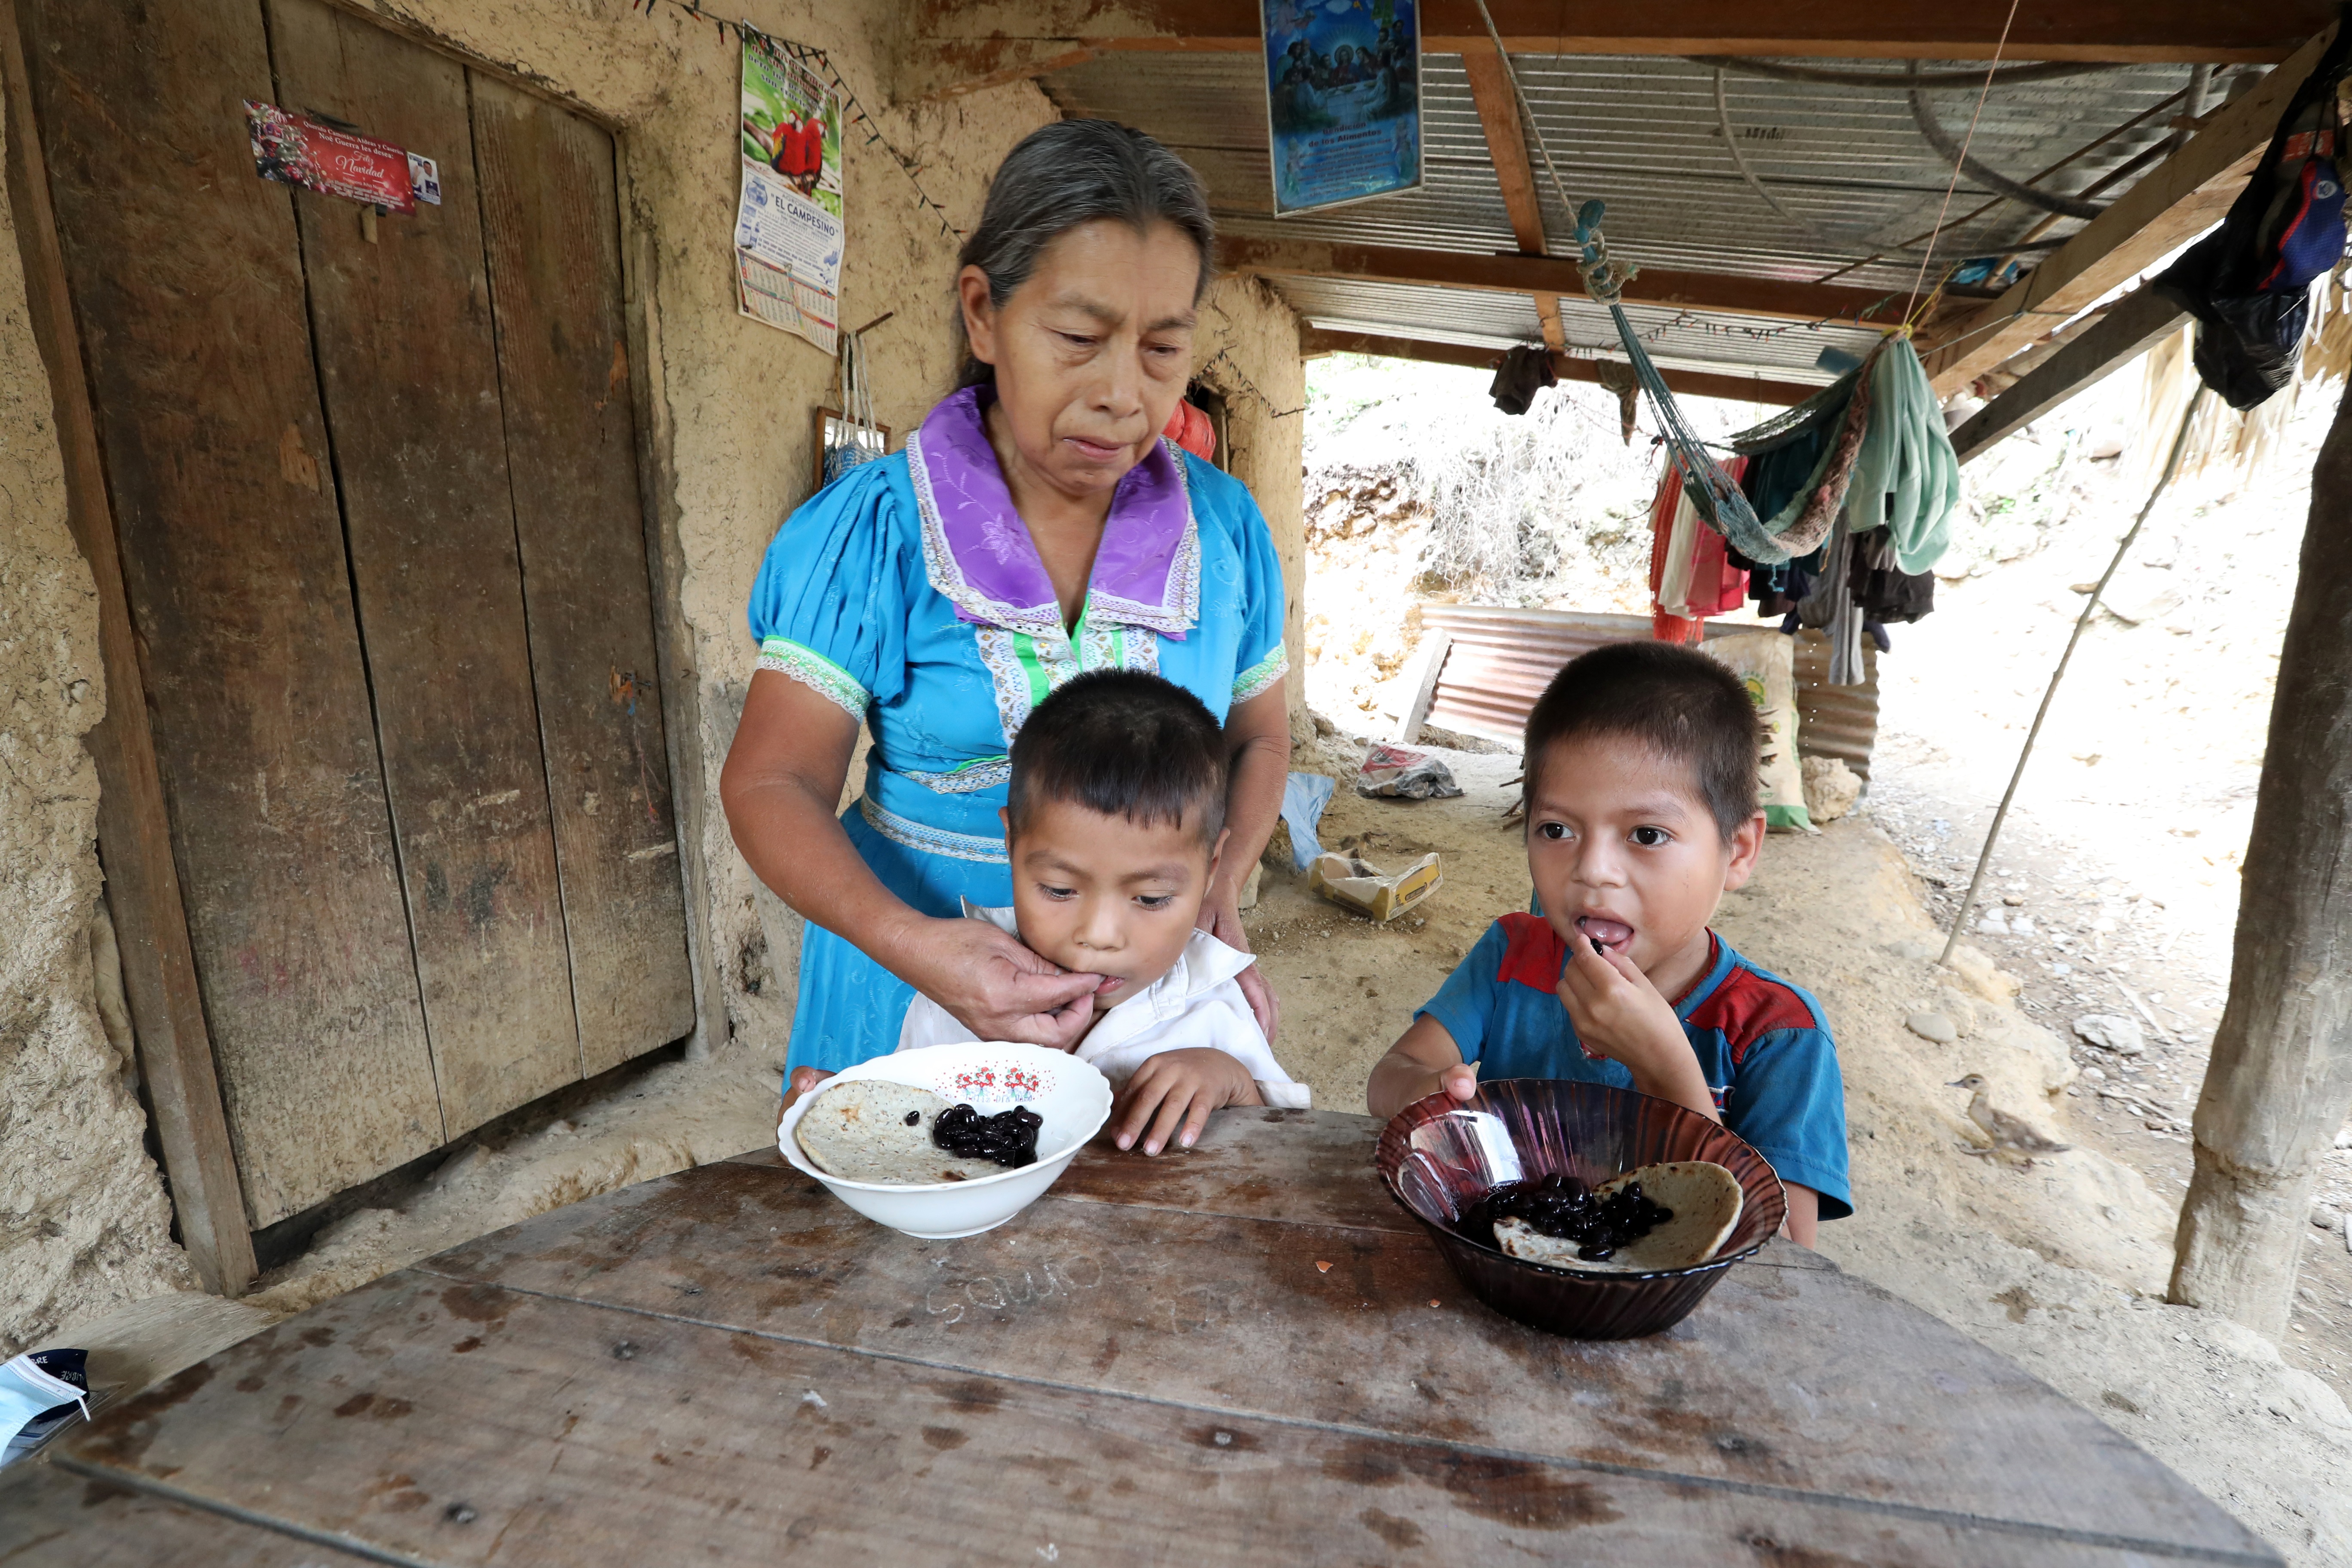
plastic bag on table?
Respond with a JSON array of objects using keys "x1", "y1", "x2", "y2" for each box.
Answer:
[{"x1": 1354, "y1": 741, "x2": 1464, "y2": 800}]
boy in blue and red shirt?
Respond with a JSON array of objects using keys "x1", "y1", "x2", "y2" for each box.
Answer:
[{"x1": 1367, "y1": 641, "x2": 1851, "y2": 1244}]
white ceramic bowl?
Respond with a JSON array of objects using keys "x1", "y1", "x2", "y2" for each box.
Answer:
[{"x1": 778, "y1": 1042, "x2": 1112, "y2": 1239}]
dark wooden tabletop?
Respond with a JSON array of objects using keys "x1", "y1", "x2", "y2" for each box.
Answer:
[{"x1": 3, "y1": 1108, "x2": 2280, "y2": 1565}]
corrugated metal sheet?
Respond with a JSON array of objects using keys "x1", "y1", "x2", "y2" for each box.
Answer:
[
  {"x1": 1418, "y1": 606, "x2": 1655, "y2": 743},
  {"x1": 1415, "y1": 606, "x2": 1880, "y2": 778},
  {"x1": 1789, "y1": 629, "x2": 1882, "y2": 783},
  {"x1": 1042, "y1": 47, "x2": 2241, "y2": 348}
]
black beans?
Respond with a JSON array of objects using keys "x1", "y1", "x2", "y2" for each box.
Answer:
[
  {"x1": 1462, "y1": 1172, "x2": 1674, "y2": 1262},
  {"x1": 931, "y1": 1104, "x2": 1043, "y2": 1168},
  {"x1": 903, "y1": 1111, "x2": 921, "y2": 1127}
]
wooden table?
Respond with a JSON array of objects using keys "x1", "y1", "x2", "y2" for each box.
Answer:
[{"x1": 2, "y1": 1109, "x2": 2280, "y2": 1565}]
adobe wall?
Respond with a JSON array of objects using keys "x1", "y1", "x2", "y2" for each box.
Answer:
[
  {"x1": 0, "y1": 0, "x2": 1304, "y2": 1344},
  {"x1": 0, "y1": 109, "x2": 198, "y2": 1352}
]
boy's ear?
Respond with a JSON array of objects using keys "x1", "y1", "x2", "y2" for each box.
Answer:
[
  {"x1": 998, "y1": 805, "x2": 1012, "y2": 849},
  {"x1": 1721, "y1": 810, "x2": 1767, "y2": 891},
  {"x1": 1206, "y1": 825, "x2": 1231, "y2": 885}
]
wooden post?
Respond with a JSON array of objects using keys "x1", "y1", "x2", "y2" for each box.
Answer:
[
  {"x1": 1392, "y1": 631, "x2": 1451, "y2": 744},
  {"x1": 2169, "y1": 375, "x2": 2352, "y2": 1337},
  {"x1": 0, "y1": 0, "x2": 255, "y2": 1294}
]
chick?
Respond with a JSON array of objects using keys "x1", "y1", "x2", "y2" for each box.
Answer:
[{"x1": 1948, "y1": 1073, "x2": 2071, "y2": 1166}]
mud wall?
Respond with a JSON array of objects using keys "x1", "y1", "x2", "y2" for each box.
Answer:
[
  {"x1": 0, "y1": 107, "x2": 197, "y2": 1352},
  {"x1": 0, "y1": 0, "x2": 1302, "y2": 1341}
]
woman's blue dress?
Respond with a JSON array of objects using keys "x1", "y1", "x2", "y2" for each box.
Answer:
[{"x1": 747, "y1": 388, "x2": 1289, "y2": 1075}]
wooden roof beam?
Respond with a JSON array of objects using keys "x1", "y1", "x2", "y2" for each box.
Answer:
[
  {"x1": 1222, "y1": 235, "x2": 1909, "y2": 327},
  {"x1": 1300, "y1": 327, "x2": 1817, "y2": 407},
  {"x1": 1920, "y1": 23, "x2": 2339, "y2": 398},
  {"x1": 1947, "y1": 288, "x2": 2186, "y2": 463},
  {"x1": 1458, "y1": 40, "x2": 1570, "y2": 352},
  {"x1": 899, "y1": 1, "x2": 2331, "y2": 98}
]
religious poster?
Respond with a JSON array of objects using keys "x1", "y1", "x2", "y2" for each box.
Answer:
[
  {"x1": 245, "y1": 101, "x2": 427, "y2": 213},
  {"x1": 1260, "y1": 0, "x2": 1422, "y2": 215},
  {"x1": 736, "y1": 32, "x2": 845, "y2": 352}
]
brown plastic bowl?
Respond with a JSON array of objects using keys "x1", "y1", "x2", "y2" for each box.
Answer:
[{"x1": 1375, "y1": 1079, "x2": 1788, "y2": 1339}]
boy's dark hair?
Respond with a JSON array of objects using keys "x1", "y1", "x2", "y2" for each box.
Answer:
[
  {"x1": 1522, "y1": 641, "x2": 1762, "y2": 843},
  {"x1": 1007, "y1": 670, "x2": 1228, "y2": 846}
]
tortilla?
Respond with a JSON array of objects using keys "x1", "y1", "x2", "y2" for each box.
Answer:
[
  {"x1": 1493, "y1": 1161, "x2": 1744, "y2": 1274},
  {"x1": 793, "y1": 1079, "x2": 1007, "y2": 1185}
]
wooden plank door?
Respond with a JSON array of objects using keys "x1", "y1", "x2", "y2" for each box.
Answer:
[
  {"x1": 470, "y1": 77, "x2": 696, "y2": 1073},
  {"x1": 25, "y1": 0, "x2": 695, "y2": 1228},
  {"x1": 21, "y1": 0, "x2": 444, "y2": 1225},
  {"x1": 265, "y1": 0, "x2": 581, "y2": 1136}
]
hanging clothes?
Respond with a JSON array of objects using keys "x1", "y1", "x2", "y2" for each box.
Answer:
[
  {"x1": 1649, "y1": 459, "x2": 1748, "y2": 642},
  {"x1": 1489, "y1": 344, "x2": 1557, "y2": 415},
  {"x1": 1787, "y1": 516, "x2": 1868, "y2": 687},
  {"x1": 1847, "y1": 527, "x2": 1936, "y2": 623},
  {"x1": 1842, "y1": 337, "x2": 1960, "y2": 575}
]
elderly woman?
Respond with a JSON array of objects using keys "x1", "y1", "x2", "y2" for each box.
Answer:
[{"x1": 721, "y1": 121, "x2": 1290, "y2": 1099}]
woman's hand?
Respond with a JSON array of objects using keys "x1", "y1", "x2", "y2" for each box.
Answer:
[
  {"x1": 1197, "y1": 884, "x2": 1280, "y2": 1044},
  {"x1": 1109, "y1": 1049, "x2": 1262, "y2": 1155},
  {"x1": 893, "y1": 913, "x2": 1106, "y2": 1049}
]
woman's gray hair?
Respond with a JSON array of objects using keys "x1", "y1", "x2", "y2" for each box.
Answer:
[{"x1": 955, "y1": 120, "x2": 1215, "y2": 389}]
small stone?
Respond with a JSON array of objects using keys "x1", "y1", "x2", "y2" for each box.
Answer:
[
  {"x1": 2073, "y1": 1014, "x2": 2146, "y2": 1056},
  {"x1": 2079, "y1": 1064, "x2": 2107, "y2": 1083},
  {"x1": 2336, "y1": 1129, "x2": 2352, "y2": 1150},
  {"x1": 2013, "y1": 915, "x2": 2037, "y2": 935},
  {"x1": 1975, "y1": 911, "x2": 2010, "y2": 935},
  {"x1": 1905, "y1": 1011, "x2": 1958, "y2": 1044},
  {"x1": 2315, "y1": 1207, "x2": 2345, "y2": 1231},
  {"x1": 2002, "y1": 894, "x2": 2026, "y2": 906}
]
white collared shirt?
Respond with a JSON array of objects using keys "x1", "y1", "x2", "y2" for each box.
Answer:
[{"x1": 895, "y1": 902, "x2": 1311, "y2": 1109}]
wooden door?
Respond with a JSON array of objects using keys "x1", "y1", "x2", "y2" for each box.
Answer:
[{"x1": 24, "y1": 0, "x2": 696, "y2": 1228}]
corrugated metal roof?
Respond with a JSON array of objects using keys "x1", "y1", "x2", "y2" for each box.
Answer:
[
  {"x1": 1274, "y1": 275, "x2": 1883, "y2": 383},
  {"x1": 1042, "y1": 48, "x2": 2250, "y2": 376}
]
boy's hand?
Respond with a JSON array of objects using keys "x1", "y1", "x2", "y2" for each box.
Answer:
[
  {"x1": 777, "y1": 1066, "x2": 835, "y2": 1133},
  {"x1": 1366, "y1": 1016, "x2": 1475, "y2": 1121},
  {"x1": 1557, "y1": 940, "x2": 1719, "y2": 1123},
  {"x1": 1110, "y1": 1049, "x2": 1262, "y2": 1156}
]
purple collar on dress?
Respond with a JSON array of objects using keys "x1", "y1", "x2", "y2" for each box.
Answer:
[{"x1": 905, "y1": 386, "x2": 1199, "y2": 641}]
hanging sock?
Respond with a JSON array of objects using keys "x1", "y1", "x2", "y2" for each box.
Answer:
[{"x1": 1488, "y1": 344, "x2": 1557, "y2": 415}]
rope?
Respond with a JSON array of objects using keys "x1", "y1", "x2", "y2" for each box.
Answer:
[
  {"x1": 1903, "y1": 0, "x2": 2026, "y2": 322},
  {"x1": 1470, "y1": 0, "x2": 1761, "y2": 542},
  {"x1": 1936, "y1": 384, "x2": 2212, "y2": 967}
]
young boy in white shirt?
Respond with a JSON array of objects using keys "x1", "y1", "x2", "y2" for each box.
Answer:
[{"x1": 898, "y1": 671, "x2": 1308, "y2": 1154}]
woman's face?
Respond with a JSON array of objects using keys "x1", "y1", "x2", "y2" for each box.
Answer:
[{"x1": 959, "y1": 218, "x2": 1200, "y2": 502}]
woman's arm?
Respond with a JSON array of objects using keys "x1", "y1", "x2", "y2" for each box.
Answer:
[
  {"x1": 721, "y1": 671, "x2": 1104, "y2": 1046},
  {"x1": 1196, "y1": 680, "x2": 1289, "y2": 1040}
]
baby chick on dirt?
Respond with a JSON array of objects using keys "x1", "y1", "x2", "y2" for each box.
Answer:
[{"x1": 1948, "y1": 1073, "x2": 2072, "y2": 1167}]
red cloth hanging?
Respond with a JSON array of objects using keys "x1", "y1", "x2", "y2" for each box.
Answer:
[
  {"x1": 1648, "y1": 457, "x2": 1749, "y2": 643},
  {"x1": 1163, "y1": 400, "x2": 1216, "y2": 462}
]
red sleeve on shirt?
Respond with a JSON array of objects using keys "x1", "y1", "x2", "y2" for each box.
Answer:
[
  {"x1": 1494, "y1": 912, "x2": 1567, "y2": 993},
  {"x1": 1685, "y1": 964, "x2": 1820, "y2": 1065}
]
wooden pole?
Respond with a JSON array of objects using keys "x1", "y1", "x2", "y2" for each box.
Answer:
[{"x1": 2168, "y1": 374, "x2": 2352, "y2": 1338}]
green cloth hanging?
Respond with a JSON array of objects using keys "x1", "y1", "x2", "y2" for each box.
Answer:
[{"x1": 1846, "y1": 336, "x2": 1961, "y2": 575}]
